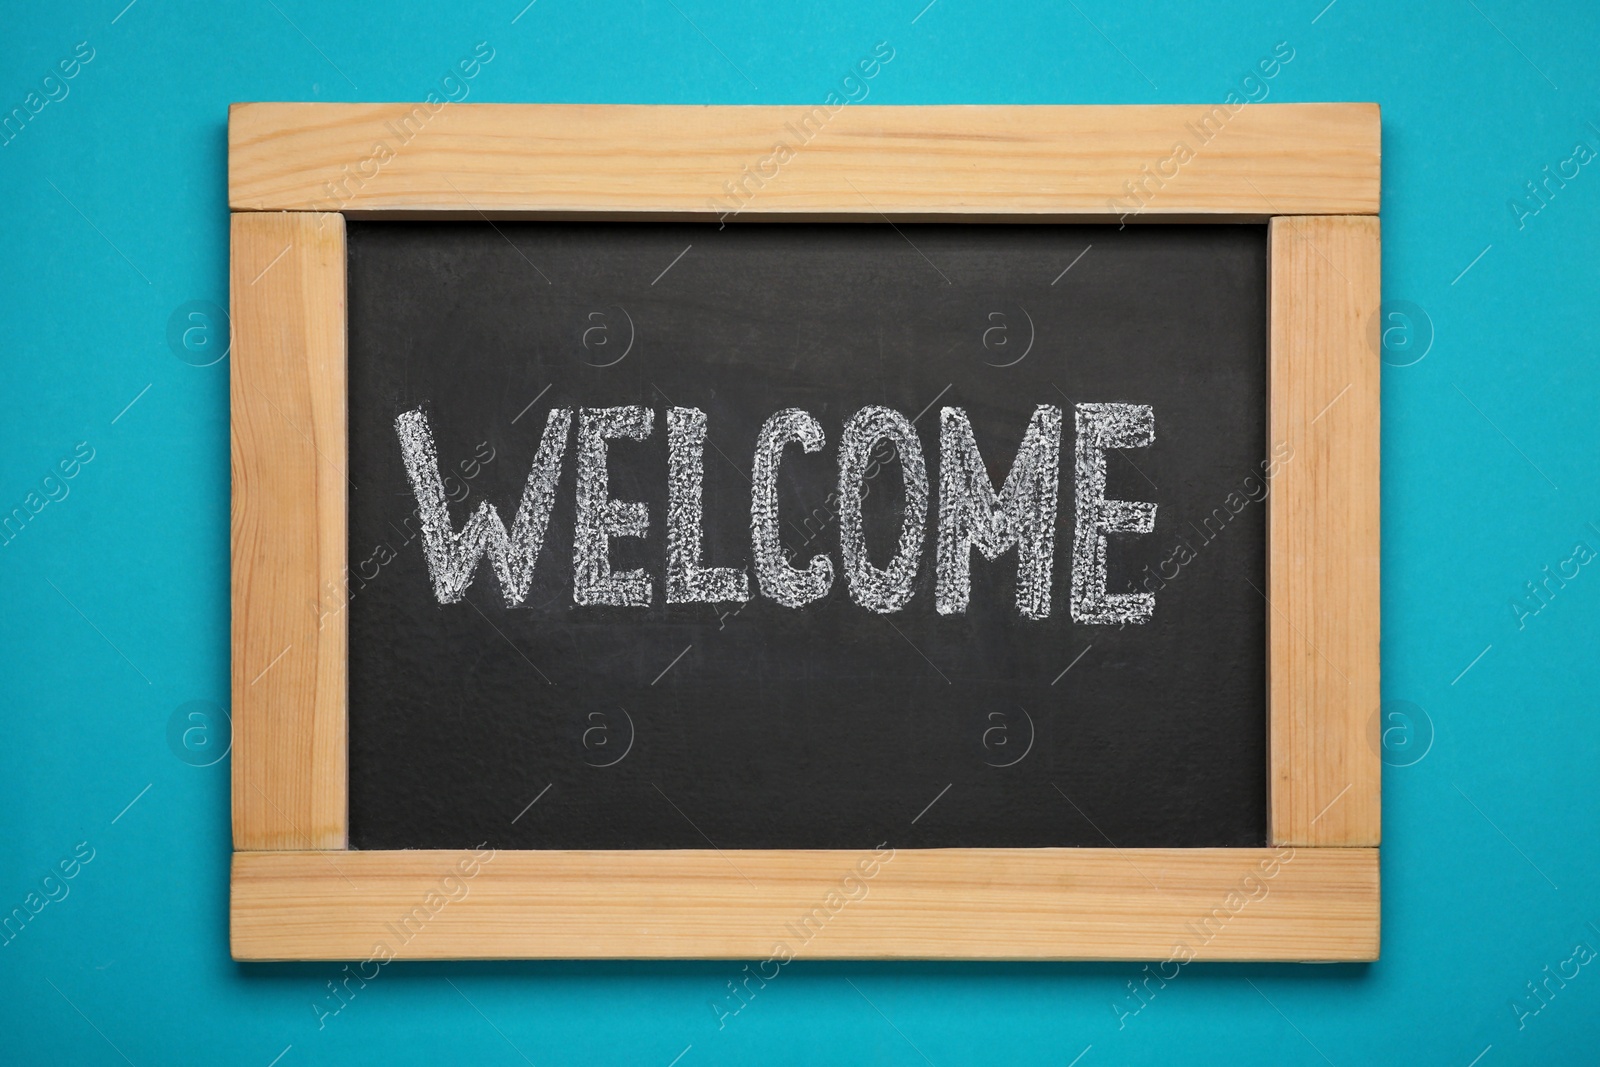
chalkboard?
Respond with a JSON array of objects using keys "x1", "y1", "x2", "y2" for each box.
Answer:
[{"x1": 345, "y1": 221, "x2": 1268, "y2": 852}]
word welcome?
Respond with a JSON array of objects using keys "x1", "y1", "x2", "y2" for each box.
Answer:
[
  {"x1": 398, "y1": 402, "x2": 1160, "y2": 624},
  {"x1": 1, "y1": 840, "x2": 94, "y2": 947}
]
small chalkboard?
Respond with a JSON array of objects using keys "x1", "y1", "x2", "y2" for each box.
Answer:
[
  {"x1": 344, "y1": 220, "x2": 1269, "y2": 851},
  {"x1": 229, "y1": 103, "x2": 1381, "y2": 962}
]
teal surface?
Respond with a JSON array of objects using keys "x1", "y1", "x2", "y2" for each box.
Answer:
[{"x1": 3, "y1": 0, "x2": 1598, "y2": 1062}]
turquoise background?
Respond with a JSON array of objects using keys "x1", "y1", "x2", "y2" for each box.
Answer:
[{"x1": 3, "y1": 0, "x2": 1598, "y2": 1062}]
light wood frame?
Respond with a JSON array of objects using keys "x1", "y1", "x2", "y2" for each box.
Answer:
[{"x1": 229, "y1": 103, "x2": 1381, "y2": 961}]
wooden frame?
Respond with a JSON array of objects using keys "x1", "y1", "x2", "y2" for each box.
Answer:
[{"x1": 229, "y1": 103, "x2": 1381, "y2": 961}]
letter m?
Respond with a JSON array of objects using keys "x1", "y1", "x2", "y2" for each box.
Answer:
[
  {"x1": 395, "y1": 407, "x2": 571, "y2": 605},
  {"x1": 936, "y1": 405, "x2": 1062, "y2": 619}
]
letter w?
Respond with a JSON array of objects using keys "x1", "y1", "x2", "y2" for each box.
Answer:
[
  {"x1": 936, "y1": 405, "x2": 1062, "y2": 619},
  {"x1": 395, "y1": 407, "x2": 571, "y2": 605}
]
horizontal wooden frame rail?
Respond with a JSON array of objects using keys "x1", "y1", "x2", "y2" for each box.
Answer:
[
  {"x1": 232, "y1": 848, "x2": 1377, "y2": 961},
  {"x1": 229, "y1": 103, "x2": 1381, "y2": 962},
  {"x1": 229, "y1": 102, "x2": 1380, "y2": 220}
]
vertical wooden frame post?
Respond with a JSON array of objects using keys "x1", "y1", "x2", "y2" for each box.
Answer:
[
  {"x1": 231, "y1": 211, "x2": 349, "y2": 850},
  {"x1": 1267, "y1": 216, "x2": 1382, "y2": 847}
]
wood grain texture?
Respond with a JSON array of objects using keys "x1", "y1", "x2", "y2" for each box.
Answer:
[
  {"x1": 231, "y1": 847, "x2": 1377, "y2": 961},
  {"x1": 1267, "y1": 216, "x2": 1381, "y2": 846},
  {"x1": 231, "y1": 212, "x2": 348, "y2": 850},
  {"x1": 228, "y1": 103, "x2": 1380, "y2": 219}
]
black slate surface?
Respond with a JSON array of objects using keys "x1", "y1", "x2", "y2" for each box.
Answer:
[{"x1": 345, "y1": 221, "x2": 1268, "y2": 850}]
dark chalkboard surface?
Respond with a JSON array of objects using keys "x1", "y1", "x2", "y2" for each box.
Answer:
[{"x1": 346, "y1": 221, "x2": 1268, "y2": 851}]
